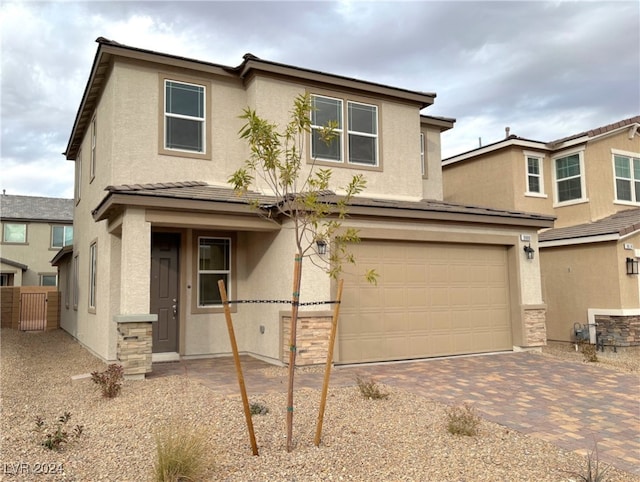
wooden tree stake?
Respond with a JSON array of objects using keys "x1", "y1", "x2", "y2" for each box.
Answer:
[{"x1": 286, "y1": 253, "x2": 303, "y2": 452}]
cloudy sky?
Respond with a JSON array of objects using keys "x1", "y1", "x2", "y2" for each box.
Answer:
[{"x1": 1, "y1": 0, "x2": 638, "y2": 199}]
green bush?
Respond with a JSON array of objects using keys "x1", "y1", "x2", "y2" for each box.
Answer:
[
  {"x1": 445, "y1": 403, "x2": 481, "y2": 436},
  {"x1": 355, "y1": 375, "x2": 389, "y2": 400},
  {"x1": 250, "y1": 401, "x2": 269, "y2": 416},
  {"x1": 153, "y1": 424, "x2": 210, "y2": 482},
  {"x1": 35, "y1": 412, "x2": 83, "y2": 451},
  {"x1": 567, "y1": 442, "x2": 610, "y2": 482},
  {"x1": 580, "y1": 342, "x2": 599, "y2": 363},
  {"x1": 91, "y1": 363, "x2": 124, "y2": 398}
]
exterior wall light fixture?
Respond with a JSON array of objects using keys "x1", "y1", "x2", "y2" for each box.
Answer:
[
  {"x1": 523, "y1": 243, "x2": 535, "y2": 260},
  {"x1": 316, "y1": 238, "x2": 327, "y2": 255},
  {"x1": 626, "y1": 257, "x2": 639, "y2": 275}
]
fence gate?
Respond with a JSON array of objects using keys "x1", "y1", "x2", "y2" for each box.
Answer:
[{"x1": 19, "y1": 292, "x2": 47, "y2": 331}]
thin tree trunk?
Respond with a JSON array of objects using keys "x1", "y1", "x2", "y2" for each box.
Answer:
[{"x1": 286, "y1": 253, "x2": 303, "y2": 452}]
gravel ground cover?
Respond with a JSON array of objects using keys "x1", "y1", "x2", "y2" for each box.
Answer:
[{"x1": 1, "y1": 328, "x2": 638, "y2": 482}]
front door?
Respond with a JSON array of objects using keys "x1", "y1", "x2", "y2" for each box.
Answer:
[{"x1": 150, "y1": 233, "x2": 180, "y2": 353}]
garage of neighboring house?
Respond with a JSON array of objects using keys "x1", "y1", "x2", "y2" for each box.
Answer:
[{"x1": 338, "y1": 240, "x2": 512, "y2": 363}]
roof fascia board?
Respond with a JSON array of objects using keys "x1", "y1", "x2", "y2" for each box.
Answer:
[
  {"x1": 240, "y1": 59, "x2": 435, "y2": 108},
  {"x1": 540, "y1": 233, "x2": 620, "y2": 247},
  {"x1": 421, "y1": 115, "x2": 456, "y2": 132},
  {"x1": 443, "y1": 139, "x2": 548, "y2": 166},
  {"x1": 548, "y1": 123, "x2": 640, "y2": 151}
]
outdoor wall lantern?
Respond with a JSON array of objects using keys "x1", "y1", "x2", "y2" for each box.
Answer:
[
  {"x1": 626, "y1": 257, "x2": 639, "y2": 275},
  {"x1": 523, "y1": 243, "x2": 535, "y2": 260},
  {"x1": 316, "y1": 238, "x2": 327, "y2": 255}
]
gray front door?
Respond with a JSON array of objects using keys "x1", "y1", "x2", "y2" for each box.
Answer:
[{"x1": 150, "y1": 233, "x2": 180, "y2": 353}]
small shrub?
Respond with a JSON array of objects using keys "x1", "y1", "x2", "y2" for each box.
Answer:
[
  {"x1": 35, "y1": 412, "x2": 83, "y2": 451},
  {"x1": 355, "y1": 375, "x2": 389, "y2": 400},
  {"x1": 580, "y1": 342, "x2": 599, "y2": 363},
  {"x1": 153, "y1": 424, "x2": 210, "y2": 482},
  {"x1": 250, "y1": 401, "x2": 269, "y2": 416},
  {"x1": 567, "y1": 442, "x2": 610, "y2": 482},
  {"x1": 445, "y1": 402, "x2": 481, "y2": 436},
  {"x1": 91, "y1": 363, "x2": 124, "y2": 398}
]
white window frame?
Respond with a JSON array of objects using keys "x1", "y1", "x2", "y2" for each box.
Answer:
[
  {"x1": 40, "y1": 274, "x2": 57, "y2": 287},
  {"x1": 310, "y1": 94, "x2": 380, "y2": 168},
  {"x1": 164, "y1": 79, "x2": 206, "y2": 154},
  {"x1": 612, "y1": 148, "x2": 640, "y2": 205},
  {"x1": 90, "y1": 116, "x2": 97, "y2": 181},
  {"x1": 347, "y1": 101, "x2": 378, "y2": 166},
  {"x1": 523, "y1": 151, "x2": 547, "y2": 198},
  {"x1": 51, "y1": 225, "x2": 73, "y2": 249},
  {"x1": 552, "y1": 149, "x2": 587, "y2": 207},
  {"x1": 89, "y1": 242, "x2": 97, "y2": 310},
  {"x1": 73, "y1": 253, "x2": 79, "y2": 310},
  {"x1": 2, "y1": 223, "x2": 27, "y2": 243},
  {"x1": 75, "y1": 150, "x2": 82, "y2": 205},
  {"x1": 197, "y1": 236, "x2": 231, "y2": 308},
  {"x1": 420, "y1": 132, "x2": 426, "y2": 177}
]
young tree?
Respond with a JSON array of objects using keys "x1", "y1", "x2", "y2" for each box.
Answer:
[{"x1": 229, "y1": 93, "x2": 376, "y2": 452}]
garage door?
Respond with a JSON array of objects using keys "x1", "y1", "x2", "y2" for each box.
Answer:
[{"x1": 338, "y1": 240, "x2": 512, "y2": 364}]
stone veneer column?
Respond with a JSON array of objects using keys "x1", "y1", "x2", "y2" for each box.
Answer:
[
  {"x1": 281, "y1": 311, "x2": 333, "y2": 366},
  {"x1": 523, "y1": 307, "x2": 547, "y2": 347},
  {"x1": 114, "y1": 315, "x2": 156, "y2": 379}
]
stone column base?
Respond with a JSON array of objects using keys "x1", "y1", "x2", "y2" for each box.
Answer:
[{"x1": 114, "y1": 314, "x2": 156, "y2": 378}]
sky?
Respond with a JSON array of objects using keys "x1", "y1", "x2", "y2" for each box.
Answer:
[{"x1": 1, "y1": 0, "x2": 639, "y2": 199}]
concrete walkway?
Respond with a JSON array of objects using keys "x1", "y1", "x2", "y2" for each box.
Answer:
[{"x1": 150, "y1": 352, "x2": 640, "y2": 475}]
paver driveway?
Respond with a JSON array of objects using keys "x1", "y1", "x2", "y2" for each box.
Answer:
[{"x1": 151, "y1": 351, "x2": 640, "y2": 475}]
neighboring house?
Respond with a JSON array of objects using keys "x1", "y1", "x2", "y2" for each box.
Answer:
[
  {"x1": 57, "y1": 37, "x2": 553, "y2": 372},
  {"x1": 0, "y1": 194, "x2": 74, "y2": 286},
  {"x1": 442, "y1": 117, "x2": 640, "y2": 346}
]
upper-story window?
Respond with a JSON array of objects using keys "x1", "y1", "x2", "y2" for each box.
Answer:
[
  {"x1": 90, "y1": 116, "x2": 97, "y2": 181},
  {"x1": 164, "y1": 80, "x2": 205, "y2": 153},
  {"x1": 3, "y1": 223, "x2": 26, "y2": 243},
  {"x1": 553, "y1": 151, "x2": 586, "y2": 204},
  {"x1": 420, "y1": 132, "x2": 426, "y2": 177},
  {"x1": 613, "y1": 151, "x2": 640, "y2": 203},
  {"x1": 51, "y1": 225, "x2": 73, "y2": 249},
  {"x1": 311, "y1": 94, "x2": 379, "y2": 167},
  {"x1": 74, "y1": 150, "x2": 82, "y2": 205},
  {"x1": 524, "y1": 152, "x2": 545, "y2": 196}
]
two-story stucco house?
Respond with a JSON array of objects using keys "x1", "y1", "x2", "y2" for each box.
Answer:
[
  {"x1": 0, "y1": 193, "x2": 73, "y2": 286},
  {"x1": 442, "y1": 117, "x2": 640, "y2": 346},
  {"x1": 57, "y1": 37, "x2": 554, "y2": 374}
]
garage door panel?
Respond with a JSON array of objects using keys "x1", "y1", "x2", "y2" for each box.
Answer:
[{"x1": 338, "y1": 240, "x2": 512, "y2": 364}]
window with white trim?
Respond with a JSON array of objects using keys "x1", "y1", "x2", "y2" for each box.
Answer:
[
  {"x1": 51, "y1": 225, "x2": 73, "y2": 248},
  {"x1": 73, "y1": 253, "x2": 79, "y2": 310},
  {"x1": 554, "y1": 152, "x2": 584, "y2": 203},
  {"x1": 311, "y1": 94, "x2": 379, "y2": 167},
  {"x1": 420, "y1": 132, "x2": 426, "y2": 176},
  {"x1": 41, "y1": 274, "x2": 57, "y2": 287},
  {"x1": 613, "y1": 152, "x2": 640, "y2": 203},
  {"x1": 74, "y1": 150, "x2": 82, "y2": 204},
  {"x1": 198, "y1": 237, "x2": 231, "y2": 307},
  {"x1": 3, "y1": 223, "x2": 26, "y2": 243},
  {"x1": 165, "y1": 80, "x2": 205, "y2": 153},
  {"x1": 90, "y1": 116, "x2": 97, "y2": 181},
  {"x1": 89, "y1": 242, "x2": 97, "y2": 309},
  {"x1": 525, "y1": 153, "x2": 544, "y2": 195}
]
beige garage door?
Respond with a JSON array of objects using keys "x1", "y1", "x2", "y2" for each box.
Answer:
[{"x1": 338, "y1": 240, "x2": 512, "y2": 364}]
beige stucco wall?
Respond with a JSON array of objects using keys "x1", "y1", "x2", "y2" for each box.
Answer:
[
  {"x1": 541, "y1": 240, "x2": 633, "y2": 342},
  {"x1": 422, "y1": 126, "x2": 444, "y2": 201},
  {"x1": 1, "y1": 221, "x2": 67, "y2": 286}
]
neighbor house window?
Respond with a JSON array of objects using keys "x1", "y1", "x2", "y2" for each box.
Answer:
[
  {"x1": 74, "y1": 150, "x2": 82, "y2": 204},
  {"x1": 524, "y1": 152, "x2": 545, "y2": 196},
  {"x1": 554, "y1": 151, "x2": 585, "y2": 203},
  {"x1": 51, "y1": 225, "x2": 73, "y2": 248},
  {"x1": 165, "y1": 80, "x2": 205, "y2": 153},
  {"x1": 90, "y1": 116, "x2": 97, "y2": 181},
  {"x1": 420, "y1": 132, "x2": 426, "y2": 176},
  {"x1": 1, "y1": 273, "x2": 14, "y2": 286},
  {"x1": 41, "y1": 274, "x2": 57, "y2": 287},
  {"x1": 3, "y1": 223, "x2": 26, "y2": 243},
  {"x1": 197, "y1": 237, "x2": 230, "y2": 307},
  {"x1": 311, "y1": 94, "x2": 379, "y2": 167},
  {"x1": 89, "y1": 242, "x2": 97, "y2": 309},
  {"x1": 73, "y1": 253, "x2": 79, "y2": 310},
  {"x1": 613, "y1": 152, "x2": 640, "y2": 203}
]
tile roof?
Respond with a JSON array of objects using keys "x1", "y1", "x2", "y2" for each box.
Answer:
[
  {"x1": 539, "y1": 208, "x2": 640, "y2": 243},
  {"x1": 98, "y1": 181, "x2": 555, "y2": 224},
  {"x1": 549, "y1": 115, "x2": 640, "y2": 146},
  {"x1": 0, "y1": 195, "x2": 74, "y2": 222}
]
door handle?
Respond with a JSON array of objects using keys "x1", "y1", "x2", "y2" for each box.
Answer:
[{"x1": 172, "y1": 299, "x2": 178, "y2": 316}]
